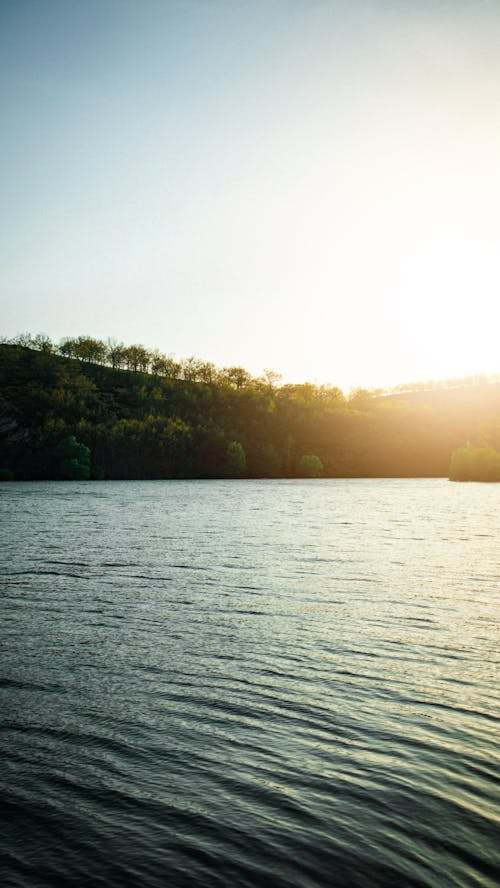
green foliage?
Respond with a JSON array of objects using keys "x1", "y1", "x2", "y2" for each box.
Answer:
[
  {"x1": 449, "y1": 442, "x2": 500, "y2": 482},
  {"x1": 221, "y1": 366, "x2": 252, "y2": 389},
  {"x1": 4, "y1": 337, "x2": 500, "y2": 481},
  {"x1": 54, "y1": 436, "x2": 91, "y2": 480},
  {"x1": 297, "y1": 453, "x2": 323, "y2": 477},
  {"x1": 60, "y1": 335, "x2": 107, "y2": 364},
  {"x1": 225, "y1": 440, "x2": 247, "y2": 477}
]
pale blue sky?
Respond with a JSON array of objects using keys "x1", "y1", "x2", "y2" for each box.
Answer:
[{"x1": 2, "y1": 0, "x2": 499, "y2": 390}]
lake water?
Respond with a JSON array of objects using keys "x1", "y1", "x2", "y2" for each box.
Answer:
[{"x1": 1, "y1": 479, "x2": 499, "y2": 887}]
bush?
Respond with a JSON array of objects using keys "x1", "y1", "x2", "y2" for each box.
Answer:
[
  {"x1": 225, "y1": 440, "x2": 247, "y2": 477},
  {"x1": 449, "y1": 442, "x2": 500, "y2": 482},
  {"x1": 297, "y1": 453, "x2": 323, "y2": 478},
  {"x1": 54, "y1": 436, "x2": 91, "y2": 480}
]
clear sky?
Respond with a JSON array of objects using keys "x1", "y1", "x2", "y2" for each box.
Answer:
[{"x1": 1, "y1": 0, "x2": 499, "y2": 391}]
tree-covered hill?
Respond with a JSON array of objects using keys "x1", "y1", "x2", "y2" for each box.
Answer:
[{"x1": 1, "y1": 339, "x2": 500, "y2": 480}]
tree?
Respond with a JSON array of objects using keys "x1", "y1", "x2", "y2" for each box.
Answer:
[
  {"x1": 262, "y1": 368, "x2": 283, "y2": 388},
  {"x1": 150, "y1": 349, "x2": 168, "y2": 376},
  {"x1": 12, "y1": 332, "x2": 33, "y2": 348},
  {"x1": 59, "y1": 337, "x2": 78, "y2": 359},
  {"x1": 123, "y1": 344, "x2": 150, "y2": 373},
  {"x1": 181, "y1": 356, "x2": 217, "y2": 383},
  {"x1": 54, "y1": 436, "x2": 91, "y2": 479},
  {"x1": 297, "y1": 453, "x2": 323, "y2": 478},
  {"x1": 107, "y1": 339, "x2": 127, "y2": 369},
  {"x1": 225, "y1": 440, "x2": 247, "y2": 477},
  {"x1": 198, "y1": 361, "x2": 217, "y2": 384},
  {"x1": 72, "y1": 336, "x2": 107, "y2": 364},
  {"x1": 349, "y1": 388, "x2": 373, "y2": 410},
  {"x1": 449, "y1": 442, "x2": 500, "y2": 482},
  {"x1": 32, "y1": 333, "x2": 54, "y2": 353},
  {"x1": 221, "y1": 366, "x2": 252, "y2": 389},
  {"x1": 161, "y1": 356, "x2": 182, "y2": 379}
]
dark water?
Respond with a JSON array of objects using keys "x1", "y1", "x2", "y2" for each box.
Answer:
[{"x1": 1, "y1": 479, "x2": 499, "y2": 887}]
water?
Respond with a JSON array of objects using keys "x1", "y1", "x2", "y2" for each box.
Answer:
[{"x1": 1, "y1": 479, "x2": 499, "y2": 887}]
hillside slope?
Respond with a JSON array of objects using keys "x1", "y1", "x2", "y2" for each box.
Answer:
[{"x1": 1, "y1": 344, "x2": 499, "y2": 479}]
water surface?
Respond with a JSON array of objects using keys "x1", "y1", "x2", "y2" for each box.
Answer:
[{"x1": 1, "y1": 479, "x2": 499, "y2": 886}]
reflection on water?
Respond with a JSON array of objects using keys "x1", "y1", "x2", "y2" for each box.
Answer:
[{"x1": 1, "y1": 479, "x2": 499, "y2": 887}]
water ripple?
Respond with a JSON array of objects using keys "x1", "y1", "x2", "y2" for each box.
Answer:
[{"x1": 1, "y1": 479, "x2": 499, "y2": 887}]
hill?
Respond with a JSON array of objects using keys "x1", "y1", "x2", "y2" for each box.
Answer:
[{"x1": 1, "y1": 342, "x2": 499, "y2": 480}]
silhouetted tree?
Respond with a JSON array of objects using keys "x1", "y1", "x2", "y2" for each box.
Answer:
[
  {"x1": 107, "y1": 339, "x2": 127, "y2": 369},
  {"x1": 32, "y1": 333, "x2": 54, "y2": 353}
]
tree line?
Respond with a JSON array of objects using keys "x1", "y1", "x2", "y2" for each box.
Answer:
[
  {"x1": 6, "y1": 331, "x2": 499, "y2": 397},
  {"x1": 2, "y1": 335, "x2": 500, "y2": 481},
  {"x1": 3, "y1": 332, "x2": 277, "y2": 389}
]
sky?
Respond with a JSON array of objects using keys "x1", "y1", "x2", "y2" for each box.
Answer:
[{"x1": 1, "y1": 0, "x2": 499, "y2": 391}]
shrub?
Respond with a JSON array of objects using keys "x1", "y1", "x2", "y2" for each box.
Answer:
[
  {"x1": 54, "y1": 436, "x2": 91, "y2": 480},
  {"x1": 449, "y1": 442, "x2": 500, "y2": 482},
  {"x1": 225, "y1": 441, "x2": 247, "y2": 477},
  {"x1": 297, "y1": 453, "x2": 323, "y2": 478}
]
